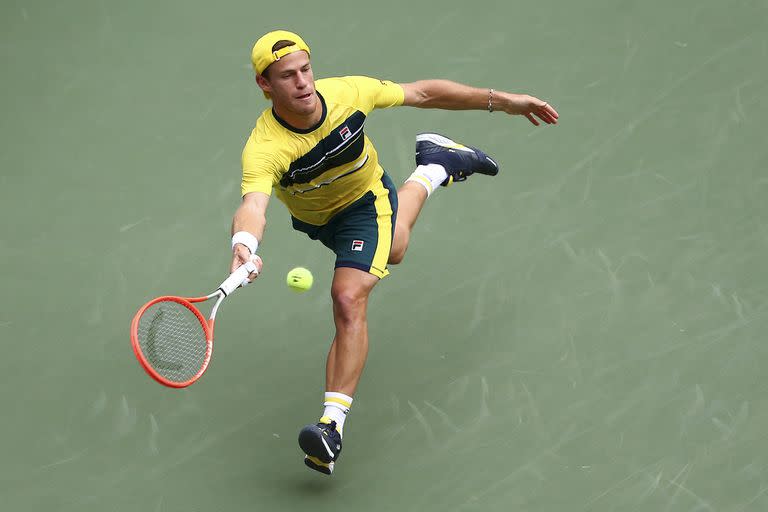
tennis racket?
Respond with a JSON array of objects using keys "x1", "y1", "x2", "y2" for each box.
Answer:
[{"x1": 130, "y1": 261, "x2": 257, "y2": 388}]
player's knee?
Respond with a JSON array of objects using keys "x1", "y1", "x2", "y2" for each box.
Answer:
[
  {"x1": 388, "y1": 246, "x2": 406, "y2": 265},
  {"x1": 331, "y1": 286, "x2": 368, "y2": 323},
  {"x1": 389, "y1": 230, "x2": 409, "y2": 265}
]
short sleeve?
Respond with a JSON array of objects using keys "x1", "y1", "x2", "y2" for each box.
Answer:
[
  {"x1": 348, "y1": 76, "x2": 405, "y2": 111},
  {"x1": 241, "y1": 136, "x2": 281, "y2": 196}
]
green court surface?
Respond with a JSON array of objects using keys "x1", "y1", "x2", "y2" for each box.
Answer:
[{"x1": 2, "y1": 1, "x2": 767, "y2": 510}]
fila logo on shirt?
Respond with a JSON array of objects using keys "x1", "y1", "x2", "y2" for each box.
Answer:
[
  {"x1": 339, "y1": 125, "x2": 352, "y2": 141},
  {"x1": 351, "y1": 240, "x2": 364, "y2": 252}
]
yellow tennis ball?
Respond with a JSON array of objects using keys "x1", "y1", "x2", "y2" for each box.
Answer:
[{"x1": 286, "y1": 267, "x2": 313, "y2": 292}]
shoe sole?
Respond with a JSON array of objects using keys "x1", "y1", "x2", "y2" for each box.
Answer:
[
  {"x1": 304, "y1": 455, "x2": 334, "y2": 475},
  {"x1": 416, "y1": 133, "x2": 475, "y2": 153},
  {"x1": 298, "y1": 425, "x2": 337, "y2": 463}
]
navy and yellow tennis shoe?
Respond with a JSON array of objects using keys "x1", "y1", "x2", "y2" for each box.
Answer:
[
  {"x1": 298, "y1": 417, "x2": 342, "y2": 475},
  {"x1": 415, "y1": 133, "x2": 499, "y2": 186}
]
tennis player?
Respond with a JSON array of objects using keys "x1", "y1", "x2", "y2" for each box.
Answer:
[{"x1": 229, "y1": 30, "x2": 558, "y2": 475}]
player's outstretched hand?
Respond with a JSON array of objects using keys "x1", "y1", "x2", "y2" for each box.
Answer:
[
  {"x1": 498, "y1": 93, "x2": 559, "y2": 126},
  {"x1": 231, "y1": 244, "x2": 262, "y2": 285}
]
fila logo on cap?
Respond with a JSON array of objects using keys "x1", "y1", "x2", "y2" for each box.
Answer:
[
  {"x1": 339, "y1": 125, "x2": 352, "y2": 141},
  {"x1": 351, "y1": 240, "x2": 364, "y2": 251}
]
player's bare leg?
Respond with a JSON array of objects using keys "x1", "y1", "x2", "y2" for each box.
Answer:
[
  {"x1": 389, "y1": 181, "x2": 427, "y2": 264},
  {"x1": 325, "y1": 267, "x2": 379, "y2": 395},
  {"x1": 389, "y1": 133, "x2": 499, "y2": 266},
  {"x1": 299, "y1": 266, "x2": 377, "y2": 475}
]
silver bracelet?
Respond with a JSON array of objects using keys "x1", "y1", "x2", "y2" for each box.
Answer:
[{"x1": 488, "y1": 88, "x2": 494, "y2": 113}]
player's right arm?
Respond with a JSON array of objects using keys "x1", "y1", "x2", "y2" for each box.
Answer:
[
  {"x1": 230, "y1": 191, "x2": 269, "y2": 279},
  {"x1": 236, "y1": 124, "x2": 283, "y2": 281}
]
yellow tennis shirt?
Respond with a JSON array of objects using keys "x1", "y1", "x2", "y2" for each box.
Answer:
[{"x1": 241, "y1": 76, "x2": 405, "y2": 225}]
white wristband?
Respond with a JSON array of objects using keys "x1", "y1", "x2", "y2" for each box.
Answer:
[{"x1": 231, "y1": 231, "x2": 258, "y2": 254}]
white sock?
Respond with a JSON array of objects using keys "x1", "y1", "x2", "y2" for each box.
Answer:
[
  {"x1": 405, "y1": 164, "x2": 448, "y2": 197},
  {"x1": 322, "y1": 392, "x2": 353, "y2": 436}
]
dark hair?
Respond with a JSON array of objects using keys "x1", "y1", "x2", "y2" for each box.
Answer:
[{"x1": 261, "y1": 40, "x2": 296, "y2": 78}]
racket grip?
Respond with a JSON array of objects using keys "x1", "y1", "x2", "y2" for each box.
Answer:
[{"x1": 219, "y1": 261, "x2": 257, "y2": 296}]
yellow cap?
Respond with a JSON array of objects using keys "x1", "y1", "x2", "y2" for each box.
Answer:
[{"x1": 250, "y1": 30, "x2": 311, "y2": 76}]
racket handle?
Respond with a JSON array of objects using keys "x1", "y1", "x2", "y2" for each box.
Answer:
[{"x1": 219, "y1": 261, "x2": 257, "y2": 296}]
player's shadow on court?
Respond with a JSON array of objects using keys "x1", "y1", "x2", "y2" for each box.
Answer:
[
  {"x1": 276, "y1": 473, "x2": 339, "y2": 498},
  {"x1": 296, "y1": 476, "x2": 338, "y2": 493}
]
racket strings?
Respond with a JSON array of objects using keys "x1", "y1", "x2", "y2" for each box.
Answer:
[{"x1": 136, "y1": 300, "x2": 208, "y2": 383}]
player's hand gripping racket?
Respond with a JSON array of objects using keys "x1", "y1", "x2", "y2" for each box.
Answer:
[{"x1": 130, "y1": 261, "x2": 257, "y2": 388}]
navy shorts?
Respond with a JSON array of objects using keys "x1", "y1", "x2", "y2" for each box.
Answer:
[{"x1": 291, "y1": 173, "x2": 398, "y2": 278}]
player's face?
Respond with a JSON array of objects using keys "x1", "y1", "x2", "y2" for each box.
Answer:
[{"x1": 261, "y1": 51, "x2": 317, "y2": 117}]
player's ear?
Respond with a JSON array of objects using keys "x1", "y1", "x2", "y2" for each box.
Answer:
[{"x1": 256, "y1": 74, "x2": 271, "y2": 95}]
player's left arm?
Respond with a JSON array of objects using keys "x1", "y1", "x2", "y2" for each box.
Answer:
[{"x1": 400, "y1": 80, "x2": 559, "y2": 126}]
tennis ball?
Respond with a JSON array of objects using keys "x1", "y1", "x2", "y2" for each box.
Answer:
[{"x1": 286, "y1": 267, "x2": 313, "y2": 293}]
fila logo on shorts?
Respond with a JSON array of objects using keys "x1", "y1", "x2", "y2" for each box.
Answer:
[
  {"x1": 351, "y1": 240, "x2": 364, "y2": 251},
  {"x1": 339, "y1": 125, "x2": 352, "y2": 141}
]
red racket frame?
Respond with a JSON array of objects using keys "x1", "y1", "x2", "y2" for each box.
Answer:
[
  {"x1": 129, "y1": 260, "x2": 256, "y2": 388},
  {"x1": 130, "y1": 295, "x2": 215, "y2": 388}
]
